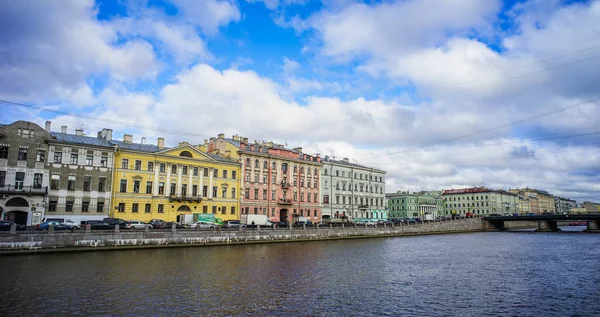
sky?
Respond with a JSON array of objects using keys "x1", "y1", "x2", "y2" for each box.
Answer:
[{"x1": 1, "y1": 0, "x2": 600, "y2": 202}]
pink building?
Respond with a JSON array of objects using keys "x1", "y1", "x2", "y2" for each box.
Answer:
[{"x1": 206, "y1": 135, "x2": 322, "y2": 224}]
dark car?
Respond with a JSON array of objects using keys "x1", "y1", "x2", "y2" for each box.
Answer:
[
  {"x1": 0, "y1": 220, "x2": 26, "y2": 231},
  {"x1": 274, "y1": 221, "x2": 289, "y2": 228},
  {"x1": 86, "y1": 220, "x2": 114, "y2": 230},
  {"x1": 149, "y1": 219, "x2": 167, "y2": 229},
  {"x1": 165, "y1": 222, "x2": 186, "y2": 229},
  {"x1": 103, "y1": 218, "x2": 127, "y2": 229}
]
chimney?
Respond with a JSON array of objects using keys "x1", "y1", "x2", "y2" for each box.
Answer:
[
  {"x1": 141, "y1": 137, "x2": 146, "y2": 145},
  {"x1": 250, "y1": 144, "x2": 255, "y2": 151},
  {"x1": 240, "y1": 142, "x2": 246, "y2": 150},
  {"x1": 225, "y1": 150, "x2": 231, "y2": 158},
  {"x1": 61, "y1": 125, "x2": 67, "y2": 133},
  {"x1": 124, "y1": 134, "x2": 133, "y2": 143},
  {"x1": 158, "y1": 137, "x2": 165, "y2": 149},
  {"x1": 258, "y1": 146, "x2": 262, "y2": 152},
  {"x1": 204, "y1": 139, "x2": 208, "y2": 146},
  {"x1": 75, "y1": 128, "x2": 83, "y2": 136},
  {"x1": 233, "y1": 134, "x2": 239, "y2": 141},
  {"x1": 209, "y1": 137, "x2": 216, "y2": 142},
  {"x1": 97, "y1": 131, "x2": 103, "y2": 138},
  {"x1": 242, "y1": 137, "x2": 248, "y2": 143},
  {"x1": 218, "y1": 133, "x2": 224, "y2": 139},
  {"x1": 343, "y1": 157, "x2": 349, "y2": 163},
  {"x1": 45, "y1": 121, "x2": 51, "y2": 132},
  {"x1": 106, "y1": 129, "x2": 113, "y2": 141}
]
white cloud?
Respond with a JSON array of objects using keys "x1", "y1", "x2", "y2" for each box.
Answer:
[{"x1": 172, "y1": 0, "x2": 241, "y2": 34}]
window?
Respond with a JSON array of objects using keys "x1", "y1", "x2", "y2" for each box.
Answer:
[
  {"x1": 146, "y1": 162, "x2": 154, "y2": 172},
  {"x1": 181, "y1": 184, "x2": 187, "y2": 196},
  {"x1": 100, "y1": 156, "x2": 108, "y2": 167},
  {"x1": 54, "y1": 151, "x2": 62, "y2": 164},
  {"x1": 182, "y1": 166, "x2": 188, "y2": 175},
  {"x1": 221, "y1": 206, "x2": 227, "y2": 214},
  {"x1": 222, "y1": 187, "x2": 227, "y2": 198},
  {"x1": 33, "y1": 173, "x2": 43, "y2": 189},
  {"x1": 314, "y1": 193, "x2": 318, "y2": 203},
  {"x1": 202, "y1": 186, "x2": 208, "y2": 197},
  {"x1": 272, "y1": 190, "x2": 276, "y2": 200},
  {"x1": 121, "y1": 159, "x2": 128, "y2": 169},
  {"x1": 254, "y1": 189, "x2": 259, "y2": 199},
  {"x1": 245, "y1": 190, "x2": 250, "y2": 199},
  {"x1": 203, "y1": 206, "x2": 208, "y2": 213},
  {"x1": 254, "y1": 207, "x2": 258, "y2": 215},
  {"x1": 66, "y1": 200, "x2": 74, "y2": 212},
  {"x1": 171, "y1": 164, "x2": 177, "y2": 174},
  {"x1": 232, "y1": 171, "x2": 236, "y2": 179},
  {"x1": 213, "y1": 169, "x2": 218, "y2": 177},
  {"x1": 50, "y1": 177, "x2": 59, "y2": 190},
  {"x1": 158, "y1": 204, "x2": 164, "y2": 213},
  {"x1": 0, "y1": 171, "x2": 5, "y2": 187},
  {"x1": 134, "y1": 160, "x2": 141, "y2": 170},
  {"x1": 203, "y1": 168, "x2": 208, "y2": 177},
  {"x1": 255, "y1": 159, "x2": 259, "y2": 168},
  {"x1": 314, "y1": 210, "x2": 318, "y2": 217},
  {"x1": 118, "y1": 203, "x2": 125, "y2": 212},
  {"x1": 132, "y1": 203, "x2": 139, "y2": 213},
  {"x1": 160, "y1": 163, "x2": 166, "y2": 173},
  {"x1": 98, "y1": 177, "x2": 106, "y2": 192},
  {"x1": 158, "y1": 182, "x2": 165, "y2": 195},
  {"x1": 272, "y1": 162, "x2": 276, "y2": 170},
  {"x1": 67, "y1": 176, "x2": 76, "y2": 191},
  {"x1": 145, "y1": 203, "x2": 151, "y2": 213},
  {"x1": 212, "y1": 206, "x2": 217, "y2": 214},
  {"x1": 84, "y1": 155, "x2": 93, "y2": 166},
  {"x1": 97, "y1": 202, "x2": 104, "y2": 213},
  {"x1": 146, "y1": 181, "x2": 153, "y2": 194},
  {"x1": 36, "y1": 150, "x2": 45, "y2": 162},
  {"x1": 69, "y1": 153, "x2": 78, "y2": 165},
  {"x1": 82, "y1": 201, "x2": 89, "y2": 212},
  {"x1": 263, "y1": 160, "x2": 268, "y2": 169},
  {"x1": 272, "y1": 175, "x2": 276, "y2": 184},
  {"x1": 170, "y1": 183, "x2": 176, "y2": 195},
  {"x1": 231, "y1": 207, "x2": 236, "y2": 215},
  {"x1": 323, "y1": 195, "x2": 329, "y2": 204},
  {"x1": 308, "y1": 193, "x2": 311, "y2": 202},
  {"x1": 192, "y1": 185, "x2": 197, "y2": 196},
  {"x1": 212, "y1": 186, "x2": 217, "y2": 197},
  {"x1": 262, "y1": 189, "x2": 267, "y2": 200},
  {"x1": 231, "y1": 188, "x2": 236, "y2": 199},
  {"x1": 18, "y1": 148, "x2": 28, "y2": 161},
  {"x1": 48, "y1": 200, "x2": 57, "y2": 212},
  {"x1": 83, "y1": 176, "x2": 91, "y2": 191},
  {"x1": 14, "y1": 172, "x2": 25, "y2": 189},
  {"x1": 193, "y1": 167, "x2": 198, "y2": 176},
  {"x1": 120, "y1": 180, "x2": 127, "y2": 193},
  {"x1": 222, "y1": 170, "x2": 228, "y2": 178},
  {"x1": 0, "y1": 146, "x2": 8, "y2": 159}
]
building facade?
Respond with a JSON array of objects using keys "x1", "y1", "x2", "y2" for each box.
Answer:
[
  {"x1": 0, "y1": 121, "x2": 50, "y2": 226},
  {"x1": 206, "y1": 134, "x2": 322, "y2": 224},
  {"x1": 45, "y1": 123, "x2": 115, "y2": 223},
  {"x1": 320, "y1": 157, "x2": 387, "y2": 222},
  {"x1": 442, "y1": 187, "x2": 519, "y2": 216},
  {"x1": 554, "y1": 196, "x2": 576, "y2": 214},
  {"x1": 510, "y1": 188, "x2": 555, "y2": 214},
  {"x1": 386, "y1": 191, "x2": 444, "y2": 220},
  {"x1": 110, "y1": 135, "x2": 241, "y2": 223}
]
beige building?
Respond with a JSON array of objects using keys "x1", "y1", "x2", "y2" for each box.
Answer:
[
  {"x1": 510, "y1": 188, "x2": 555, "y2": 214},
  {"x1": 442, "y1": 187, "x2": 519, "y2": 216}
]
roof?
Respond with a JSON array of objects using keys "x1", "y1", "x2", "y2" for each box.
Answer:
[
  {"x1": 109, "y1": 140, "x2": 162, "y2": 152},
  {"x1": 223, "y1": 138, "x2": 242, "y2": 149},
  {"x1": 442, "y1": 187, "x2": 518, "y2": 196},
  {"x1": 50, "y1": 132, "x2": 114, "y2": 148},
  {"x1": 323, "y1": 157, "x2": 386, "y2": 173}
]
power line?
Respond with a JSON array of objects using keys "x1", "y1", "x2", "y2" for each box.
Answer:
[{"x1": 357, "y1": 96, "x2": 600, "y2": 161}]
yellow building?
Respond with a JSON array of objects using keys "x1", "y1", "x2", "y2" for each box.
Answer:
[{"x1": 110, "y1": 135, "x2": 241, "y2": 223}]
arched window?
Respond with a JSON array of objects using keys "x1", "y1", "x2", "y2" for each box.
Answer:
[
  {"x1": 263, "y1": 160, "x2": 268, "y2": 168},
  {"x1": 281, "y1": 163, "x2": 288, "y2": 173},
  {"x1": 272, "y1": 162, "x2": 276, "y2": 169},
  {"x1": 179, "y1": 151, "x2": 192, "y2": 157},
  {"x1": 255, "y1": 159, "x2": 259, "y2": 168}
]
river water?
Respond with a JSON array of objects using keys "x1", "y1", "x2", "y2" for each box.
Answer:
[{"x1": 1, "y1": 229, "x2": 599, "y2": 317}]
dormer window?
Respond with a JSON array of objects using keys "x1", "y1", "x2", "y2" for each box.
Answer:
[{"x1": 180, "y1": 151, "x2": 192, "y2": 157}]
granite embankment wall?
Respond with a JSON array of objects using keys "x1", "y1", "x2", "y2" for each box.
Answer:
[
  {"x1": 503, "y1": 221, "x2": 538, "y2": 229},
  {"x1": 0, "y1": 218, "x2": 484, "y2": 254}
]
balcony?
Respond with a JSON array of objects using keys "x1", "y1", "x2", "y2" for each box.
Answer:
[
  {"x1": 358, "y1": 204, "x2": 369, "y2": 209},
  {"x1": 168, "y1": 195, "x2": 182, "y2": 202},
  {"x1": 0, "y1": 185, "x2": 48, "y2": 196},
  {"x1": 278, "y1": 198, "x2": 293, "y2": 205},
  {"x1": 181, "y1": 195, "x2": 203, "y2": 203},
  {"x1": 280, "y1": 181, "x2": 292, "y2": 189}
]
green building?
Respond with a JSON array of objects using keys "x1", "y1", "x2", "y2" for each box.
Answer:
[{"x1": 386, "y1": 191, "x2": 446, "y2": 220}]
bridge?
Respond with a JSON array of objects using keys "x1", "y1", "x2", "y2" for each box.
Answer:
[{"x1": 483, "y1": 214, "x2": 600, "y2": 232}]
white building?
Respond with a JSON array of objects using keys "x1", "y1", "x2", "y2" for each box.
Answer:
[{"x1": 320, "y1": 156, "x2": 387, "y2": 222}]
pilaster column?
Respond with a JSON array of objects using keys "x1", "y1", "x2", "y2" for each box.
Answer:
[
  {"x1": 153, "y1": 163, "x2": 159, "y2": 196},
  {"x1": 209, "y1": 168, "x2": 213, "y2": 198},
  {"x1": 188, "y1": 169, "x2": 193, "y2": 196},
  {"x1": 199, "y1": 167, "x2": 204, "y2": 197},
  {"x1": 166, "y1": 164, "x2": 171, "y2": 197},
  {"x1": 176, "y1": 165, "x2": 182, "y2": 196}
]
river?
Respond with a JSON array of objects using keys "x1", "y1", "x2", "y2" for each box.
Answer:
[{"x1": 1, "y1": 229, "x2": 599, "y2": 316}]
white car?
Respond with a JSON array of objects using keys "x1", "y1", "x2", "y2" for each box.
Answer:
[
  {"x1": 43, "y1": 218, "x2": 80, "y2": 230},
  {"x1": 190, "y1": 221, "x2": 216, "y2": 229},
  {"x1": 125, "y1": 220, "x2": 146, "y2": 229}
]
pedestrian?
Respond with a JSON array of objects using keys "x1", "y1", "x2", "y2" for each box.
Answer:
[{"x1": 251, "y1": 220, "x2": 255, "y2": 229}]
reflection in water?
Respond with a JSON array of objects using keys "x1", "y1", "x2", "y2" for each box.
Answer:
[{"x1": 1, "y1": 232, "x2": 599, "y2": 316}]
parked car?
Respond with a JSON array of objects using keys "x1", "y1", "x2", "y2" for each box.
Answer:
[
  {"x1": 125, "y1": 220, "x2": 147, "y2": 229},
  {"x1": 43, "y1": 218, "x2": 80, "y2": 229},
  {"x1": 0, "y1": 220, "x2": 26, "y2": 231},
  {"x1": 190, "y1": 221, "x2": 216, "y2": 229},
  {"x1": 103, "y1": 218, "x2": 127, "y2": 229},
  {"x1": 222, "y1": 220, "x2": 246, "y2": 229},
  {"x1": 273, "y1": 221, "x2": 289, "y2": 228},
  {"x1": 149, "y1": 219, "x2": 167, "y2": 229},
  {"x1": 86, "y1": 220, "x2": 114, "y2": 230},
  {"x1": 38, "y1": 221, "x2": 71, "y2": 231},
  {"x1": 165, "y1": 222, "x2": 186, "y2": 229}
]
